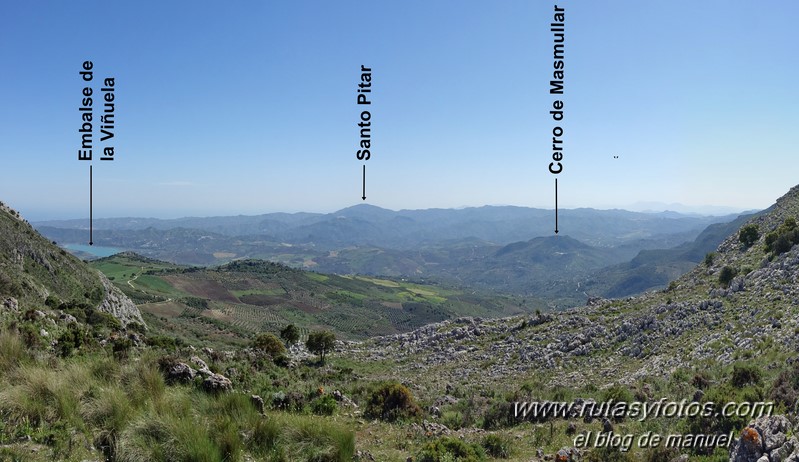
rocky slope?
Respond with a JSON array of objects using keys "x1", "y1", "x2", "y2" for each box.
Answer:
[
  {"x1": 339, "y1": 186, "x2": 799, "y2": 461},
  {"x1": 348, "y1": 186, "x2": 799, "y2": 388},
  {"x1": 0, "y1": 200, "x2": 143, "y2": 327}
]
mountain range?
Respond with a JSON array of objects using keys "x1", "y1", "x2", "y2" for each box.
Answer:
[{"x1": 36, "y1": 205, "x2": 748, "y2": 307}]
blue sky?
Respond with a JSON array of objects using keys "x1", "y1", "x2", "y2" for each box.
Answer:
[{"x1": 1, "y1": 1, "x2": 796, "y2": 220}]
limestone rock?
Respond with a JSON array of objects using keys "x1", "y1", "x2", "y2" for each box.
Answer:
[
  {"x1": 95, "y1": 272, "x2": 145, "y2": 327},
  {"x1": 202, "y1": 373, "x2": 233, "y2": 393}
]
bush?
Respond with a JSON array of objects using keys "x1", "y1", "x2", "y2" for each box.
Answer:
[
  {"x1": 481, "y1": 401, "x2": 516, "y2": 429},
  {"x1": 253, "y1": 332, "x2": 285, "y2": 358},
  {"x1": 482, "y1": 433, "x2": 512, "y2": 458},
  {"x1": 731, "y1": 362, "x2": 762, "y2": 388},
  {"x1": 417, "y1": 436, "x2": 486, "y2": 462},
  {"x1": 704, "y1": 252, "x2": 715, "y2": 267},
  {"x1": 770, "y1": 362, "x2": 799, "y2": 413},
  {"x1": 601, "y1": 384, "x2": 634, "y2": 404},
  {"x1": 765, "y1": 217, "x2": 799, "y2": 255},
  {"x1": 718, "y1": 266, "x2": 737, "y2": 286},
  {"x1": 147, "y1": 335, "x2": 177, "y2": 350},
  {"x1": 692, "y1": 371, "x2": 711, "y2": 390},
  {"x1": 773, "y1": 234, "x2": 795, "y2": 255},
  {"x1": 738, "y1": 224, "x2": 759, "y2": 248},
  {"x1": 271, "y1": 391, "x2": 306, "y2": 412},
  {"x1": 111, "y1": 336, "x2": 134, "y2": 359},
  {"x1": 57, "y1": 324, "x2": 94, "y2": 357},
  {"x1": 311, "y1": 394, "x2": 338, "y2": 416},
  {"x1": 45, "y1": 295, "x2": 60, "y2": 308},
  {"x1": 364, "y1": 382, "x2": 422, "y2": 422},
  {"x1": 87, "y1": 309, "x2": 122, "y2": 330}
]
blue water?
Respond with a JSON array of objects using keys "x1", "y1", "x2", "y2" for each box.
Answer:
[{"x1": 63, "y1": 243, "x2": 123, "y2": 258}]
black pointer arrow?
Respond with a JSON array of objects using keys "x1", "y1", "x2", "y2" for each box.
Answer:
[
  {"x1": 362, "y1": 165, "x2": 366, "y2": 201},
  {"x1": 554, "y1": 178, "x2": 559, "y2": 234},
  {"x1": 89, "y1": 165, "x2": 94, "y2": 245}
]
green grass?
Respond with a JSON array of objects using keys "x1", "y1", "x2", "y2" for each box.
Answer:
[
  {"x1": 132, "y1": 275, "x2": 183, "y2": 296},
  {"x1": 0, "y1": 345, "x2": 356, "y2": 462}
]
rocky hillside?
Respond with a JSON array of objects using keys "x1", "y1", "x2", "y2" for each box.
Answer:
[
  {"x1": 350, "y1": 185, "x2": 799, "y2": 386},
  {"x1": 0, "y1": 201, "x2": 143, "y2": 326},
  {"x1": 341, "y1": 185, "x2": 799, "y2": 461}
]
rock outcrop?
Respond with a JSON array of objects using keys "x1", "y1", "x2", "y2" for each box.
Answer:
[
  {"x1": 730, "y1": 415, "x2": 799, "y2": 462},
  {"x1": 96, "y1": 272, "x2": 146, "y2": 327}
]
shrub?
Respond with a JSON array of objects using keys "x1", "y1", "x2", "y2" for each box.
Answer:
[
  {"x1": 364, "y1": 382, "x2": 422, "y2": 422},
  {"x1": 0, "y1": 271, "x2": 20, "y2": 296},
  {"x1": 87, "y1": 309, "x2": 122, "y2": 330},
  {"x1": 311, "y1": 394, "x2": 338, "y2": 416},
  {"x1": 481, "y1": 401, "x2": 516, "y2": 429},
  {"x1": 765, "y1": 217, "x2": 799, "y2": 255},
  {"x1": 482, "y1": 433, "x2": 512, "y2": 458},
  {"x1": 126, "y1": 322, "x2": 146, "y2": 334},
  {"x1": 704, "y1": 252, "x2": 715, "y2": 266},
  {"x1": 57, "y1": 324, "x2": 94, "y2": 357},
  {"x1": 45, "y1": 295, "x2": 60, "y2": 308},
  {"x1": 692, "y1": 371, "x2": 711, "y2": 390},
  {"x1": 280, "y1": 324, "x2": 300, "y2": 346},
  {"x1": 271, "y1": 391, "x2": 306, "y2": 412},
  {"x1": 731, "y1": 363, "x2": 762, "y2": 388},
  {"x1": 718, "y1": 266, "x2": 737, "y2": 286},
  {"x1": 252, "y1": 332, "x2": 286, "y2": 358},
  {"x1": 306, "y1": 330, "x2": 336, "y2": 363},
  {"x1": 738, "y1": 224, "x2": 759, "y2": 248},
  {"x1": 773, "y1": 234, "x2": 795, "y2": 255},
  {"x1": 601, "y1": 384, "x2": 634, "y2": 404},
  {"x1": 111, "y1": 336, "x2": 134, "y2": 359},
  {"x1": 147, "y1": 335, "x2": 177, "y2": 350},
  {"x1": 417, "y1": 436, "x2": 486, "y2": 462}
]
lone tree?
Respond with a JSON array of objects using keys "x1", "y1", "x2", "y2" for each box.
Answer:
[
  {"x1": 306, "y1": 330, "x2": 336, "y2": 363},
  {"x1": 739, "y1": 224, "x2": 760, "y2": 248},
  {"x1": 253, "y1": 332, "x2": 286, "y2": 357},
  {"x1": 280, "y1": 324, "x2": 300, "y2": 346}
]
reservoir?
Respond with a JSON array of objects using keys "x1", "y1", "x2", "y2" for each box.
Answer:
[{"x1": 62, "y1": 243, "x2": 123, "y2": 258}]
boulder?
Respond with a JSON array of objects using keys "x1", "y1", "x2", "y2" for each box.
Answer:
[
  {"x1": 250, "y1": 394, "x2": 265, "y2": 414},
  {"x1": 167, "y1": 363, "x2": 196, "y2": 384},
  {"x1": 202, "y1": 373, "x2": 233, "y2": 393}
]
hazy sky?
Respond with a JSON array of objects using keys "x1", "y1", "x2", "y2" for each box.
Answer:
[{"x1": 1, "y1": 1, "x2": 796, "y2": 220}]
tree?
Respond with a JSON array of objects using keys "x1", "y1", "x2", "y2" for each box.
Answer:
[
  {"x1": 253, "y1": 332, "x2": 285, "y2": 357},
  {"x1": 738, "y1": 224, "x2": 759, "y2": 248},
  {"x1": 306, "y1": 330, "x2": 336, "y2": 362},
  {"x1": 280, "y1": 324, "x2": 300, "y2": 346}
]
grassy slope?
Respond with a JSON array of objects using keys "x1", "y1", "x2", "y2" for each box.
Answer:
[{"x1": 0, "y1": 203, "x2": 105, "y2": 309}]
